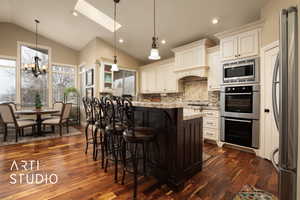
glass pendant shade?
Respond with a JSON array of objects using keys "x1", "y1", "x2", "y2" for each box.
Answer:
[
  {"x1": 149, "y1": 48, "x2": 161, "y2": 60},
  {"x1": 111, "y1": 63, "x2": 119, "y2": 71}
]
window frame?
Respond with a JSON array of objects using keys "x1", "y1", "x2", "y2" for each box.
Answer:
[
  {"x1": 52, "y1": 63, "x2": 77, "y2": 103},
  {"x1": 0, "y1": 56, "x2": 17, "y2": 103},
  {"x1": 17, "y1": 41, "x2": 52, "y2": 107}
]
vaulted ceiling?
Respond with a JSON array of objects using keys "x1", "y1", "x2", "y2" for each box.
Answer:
[{"x1": 0, "y1": 0, "x2": 268, "y2": 63}]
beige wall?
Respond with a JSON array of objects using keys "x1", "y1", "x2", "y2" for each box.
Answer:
[
  {"x1": 79, "y1": 37, "x2": 142, "y2": 69},
  {"x1": 260, "y1": 0, "x2": 298, "y2": 46},
  {"x1": 79, "y1": 37, "x2": 143, "y2": 97},
  {"x1": 0, "y1": 22, "x2": 78, "y2": 65}
]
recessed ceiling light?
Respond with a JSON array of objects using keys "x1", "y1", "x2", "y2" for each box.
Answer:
[
  {"x1": 119, "y1": 38, "x2": 124, "y2": 43},
  {"x1": 74, "y1": 0, "x2": 122, "y2": 32},
  {"x1": 161, "y1": 40, "x2": 166, "y2": 44},
  {"x1": 212, "y1": 18, "x2": 219, "y2": 25},
  {"x1": 72, "y1": 11, "x2": 78, "y2": 16}
]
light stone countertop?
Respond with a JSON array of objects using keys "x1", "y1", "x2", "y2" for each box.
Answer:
[
  {"x1": 183, "y1": 113, "x2": 205, "y2": 120},
  {"x1": 132, "y1": 101, "x2": 185, "y2": 109}
]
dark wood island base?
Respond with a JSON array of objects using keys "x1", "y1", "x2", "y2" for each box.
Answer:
[{"x1": 133, "y1": 102, "x2": 203, "y2": 191}]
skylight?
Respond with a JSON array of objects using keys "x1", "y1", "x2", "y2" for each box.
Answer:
[{"x1": 74, "y1": 0, "x2": 122, "y2": 32}]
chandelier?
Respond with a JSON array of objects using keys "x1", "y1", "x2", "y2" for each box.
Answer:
[{"x1": 23, "y1": 19, "x2": 47, "y2": 78}]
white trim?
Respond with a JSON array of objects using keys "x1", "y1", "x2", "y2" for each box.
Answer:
[
  {"x1": 52, "y1": 62, "x2": 77, "y2": 68},
  {"x1": 258, "y1": 40, "x2": 279, "y2": 159},
  {"x1": 214, "y1": 20, "x2": 265, "y2": 39},
  {"x1": 0, "y1": 55, "x2": 17, "y2": 60}
]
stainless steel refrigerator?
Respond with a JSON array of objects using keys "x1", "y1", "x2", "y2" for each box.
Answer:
[{"x1": 272, "y1": 6, "x2": 299, "y2": 200}]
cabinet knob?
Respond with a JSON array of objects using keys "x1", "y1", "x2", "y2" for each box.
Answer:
[{"x1": 264, "y1": 109, "x2": 270, "y2": 113}]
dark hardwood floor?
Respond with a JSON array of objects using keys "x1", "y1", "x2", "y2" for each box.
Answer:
[{"x1": 0, "y1": 127, "x2": 278, "y2": 200}]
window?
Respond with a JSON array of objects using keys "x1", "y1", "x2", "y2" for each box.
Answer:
[
  {"x1": 20, "y1": 45, "x2": 49, "y2": 107},
  {"x1": 52, "y1": 65, "x2": 76, "y2": 102},
  {"x1": 0, "y1": 58, "x2": 16, "y2": 102},
  {"x1": 113, "y1": 70, "x2": 136, "y2": 96}
]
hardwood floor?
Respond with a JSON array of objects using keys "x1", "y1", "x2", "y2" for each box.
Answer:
[{"x1": 0, "y1": 127, "x2": 278, "y2": 200}]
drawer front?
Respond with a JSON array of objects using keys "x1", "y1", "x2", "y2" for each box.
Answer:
[
  {"x1": 203, "y1": 128, "x2": 218, "y2": 140},
  {"x1": 203, "y1": 117, "x2": 219, "y2": 129},
  {"x1": 203, "y1": 110, "x2": 220, "y2": 118}
]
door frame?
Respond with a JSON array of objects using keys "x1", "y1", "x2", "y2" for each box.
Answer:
[{"x1": 258, "y1": 40, "x2": 279, "y2": 158}]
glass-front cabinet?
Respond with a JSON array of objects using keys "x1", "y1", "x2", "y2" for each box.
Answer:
[
  {"x1": 99, "y1": 62, "x2": 114, "y2": 93},
  {"x1": 99, "y1": 61, "x2": 136, "y2": 96}
]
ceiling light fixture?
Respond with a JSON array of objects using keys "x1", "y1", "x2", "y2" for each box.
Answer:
[
  {"x1": 161, "y1": 39, "x2": 166, "y2": 44},
  {"x1": 23, "y1": 19, "x2": 47, "y2": 78},
  {"x1": 212, "y1": 18, "x2": 219, "y2": 25},
  {"x1": 119, "y1": 38, "x2": 124, "y2": 43},
  {"x1": 72, "y1": 11, "x2": 78, "y2": 16},
  {"x1": 74, "y1": 0, "x2": 121, "y2": 32},
  {"x1": 148, "y1": 0, "x2": 160, "y2": 60},
  {"x1": 111, "y1": 0, "x2": 120, "y2": 72}
]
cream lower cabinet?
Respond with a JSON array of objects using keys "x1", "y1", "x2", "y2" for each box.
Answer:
[
  {"x1": 203, "y1": 110, "x2": 220, "y2": 144},
  {"x1": 207, "y1": 47, "x2": 221, "y2": 91},
  {"x1": 140, "y1": 59, "x2": 178, "y2": 94}
]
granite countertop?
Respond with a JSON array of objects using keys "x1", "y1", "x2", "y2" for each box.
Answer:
[
  {"x1": 183, "y1": 113, "x2": 205, "y2": 120},
  {"x1": 201, "y1": 106, "x2": 220, "y2": 111},
  {"x1": 132, "y1": 101, "x2": 184, "y2": 109}
]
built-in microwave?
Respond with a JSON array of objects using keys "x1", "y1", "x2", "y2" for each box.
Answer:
[{"x1": 222, "y1": 58, "x2": 259, "y2": 84}]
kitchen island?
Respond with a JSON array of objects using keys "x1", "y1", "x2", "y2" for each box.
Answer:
[{"x1": 132, "y1": 102, "x2": 204, "y2": 190}]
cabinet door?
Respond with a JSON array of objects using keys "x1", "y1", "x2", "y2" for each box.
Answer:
[
  {"x1": 262, "y1": 46, "x2": 279, "y2": 161},
  {"x1": 147, "y1": 69, "x2": 157, "y2": 93},
  {"x1": 164, "y1": 64, "x2": 177, "y2": 92},
  {"x1": 220, "y1": 36, "x2": 238, "y2": 61},
  {"x1": 208, "y1": 51, "x2": 221, "y2": 91},
  {"x1": 238, "y1": 30, "x2": 259, "y2": 59},
  {"x1": 140, "y1": 69, "x2": 149, "y2": 93}
]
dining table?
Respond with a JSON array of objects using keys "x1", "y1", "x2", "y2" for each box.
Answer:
[{"x1": 15, "y1": 109, "x2": 60, "y2": 136}]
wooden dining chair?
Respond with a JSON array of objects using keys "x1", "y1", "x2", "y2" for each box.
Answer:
[
  {"x1": 52, "y1": 101, "x2": 64, "y2": 117},
  {"x1": 42, "y1": 103, "x2": 72, "y2": 136},
  {"x1": 0, "y1": 103, "x2": 36, "y2": 142}
]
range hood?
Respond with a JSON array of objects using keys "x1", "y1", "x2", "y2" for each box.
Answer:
[
  {"x1": 172, "y1": 39, "x2": 214, "y2": 79},
  {"x1": 174, "y1": 65, "x2": 209, "y2": 79}
]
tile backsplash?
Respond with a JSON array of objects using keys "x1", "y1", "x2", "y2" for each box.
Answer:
[{"x1": 139, "y1": 90, "x2": 220, "y2": 106}]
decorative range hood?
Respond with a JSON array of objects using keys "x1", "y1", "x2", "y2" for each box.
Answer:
[{"x1": 172, "y1": 39, "x2": 215, "y2": 79}]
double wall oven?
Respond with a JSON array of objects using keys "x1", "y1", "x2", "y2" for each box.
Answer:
[{"x1": 220, "y1": 58, "x2": 260, "y2": 149}]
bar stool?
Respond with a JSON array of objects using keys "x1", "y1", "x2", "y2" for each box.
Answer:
[
  {"x1": 103, "y1": 96, "x2": 127, "y2": 183},
  {"x1": 92, "y1": 97, "x2": 107, "y2": 166},
  {"x1": 82, "y1": 97, "x2": 96, "y2": 155},
  {"x1": 121, "y1": 98, "x2": 158, "y2": 200}
]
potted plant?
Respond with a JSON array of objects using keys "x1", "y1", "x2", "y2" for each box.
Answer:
[
  {"x1": 63, "y1": 87, "x2": 79, "y2": 102},
  {"x1": 35, "y1": 93, "x2": 43, "y2": 111}
]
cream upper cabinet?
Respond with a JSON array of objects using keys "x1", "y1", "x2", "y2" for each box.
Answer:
[
  {"x1": 220, "y1": 36, "x2": 238, "y2": 61},
  {"x1": 140, "y1": 67, "x2": 157, "y2": 93},
  {"x1": 207, "y1": 47, "x2": 221, "y2": 91},
  {"x1": 139, "y1": 59, "x2": 177, "y2": 94},
  {"x1": 160, "y1": 63, "x2": 177, "y2": 92},
  {"x1": 238, "y1": 30, "x2": 259, "y2": 58},
  {"x1": 220, "y1": 29, "x2": 260, "y2": 61},
  {"x1": 172, "y1": 39, "x2": 214, "y2": 70},
  {"x1": 140, "y1": 68, "x2": 149, "y2": 93}
]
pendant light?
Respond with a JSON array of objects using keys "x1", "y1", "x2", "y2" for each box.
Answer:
[
  {"x1": 111, "y1": 0, "x2": 120, "y2": 71},
  {"x1": 24, "y1": 19, "x2": 47, "y2": 77},
  {"x1": 148, "y1": 0, "x2": 161, "y2": 60}
]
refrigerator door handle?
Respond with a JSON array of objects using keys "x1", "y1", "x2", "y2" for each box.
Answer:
[
  {"x1": 272, "y1": 54, "x2": 280, "y2": 130},
  {"x1": 271, "y1": 148, "x2": 279, "y2": 172}
]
